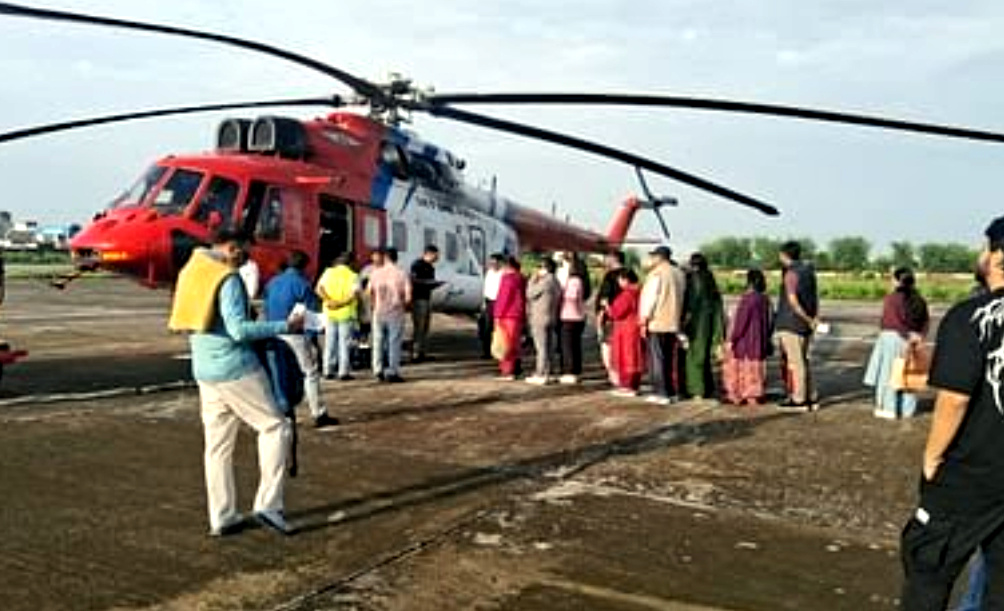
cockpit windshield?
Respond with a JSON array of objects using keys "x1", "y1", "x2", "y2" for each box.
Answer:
[
  {"x1": 110, "y1": 165, "x2": 167, "y2": 209},
  {"x1": 151, "y1": 169, "x2": 205, "y2": 216}
]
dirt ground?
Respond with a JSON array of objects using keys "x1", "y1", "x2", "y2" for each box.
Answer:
[{"x1": 0, "y1": 278, "x2": 963, "y2": 610}]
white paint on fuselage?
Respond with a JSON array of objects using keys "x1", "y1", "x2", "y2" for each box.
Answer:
[{"x1": 382, "y1": 177, "x2": 516, "y2": 313}]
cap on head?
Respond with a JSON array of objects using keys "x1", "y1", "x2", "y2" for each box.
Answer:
[{"x1": 649, "y1": 245, "x2": 672, "y2": 261}]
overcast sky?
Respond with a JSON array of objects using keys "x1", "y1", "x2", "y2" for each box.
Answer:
[{"x1": 1, "y1": 0, "x2": 1003, "y2": 254}]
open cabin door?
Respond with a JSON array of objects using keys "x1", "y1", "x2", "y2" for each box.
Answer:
[{"x1": 317, "y1": 194, "x2": 353, "y2": 274}]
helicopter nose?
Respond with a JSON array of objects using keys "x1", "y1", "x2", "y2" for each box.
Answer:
[{"x1": 69, "y1": 215, "x2": 174, "y2": 284}]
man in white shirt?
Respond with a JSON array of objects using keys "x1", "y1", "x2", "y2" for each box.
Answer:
[
  {"x1": 640, "y1": 245, "x2": 687, "y2": 405},
  {"x1": 239, "y1": 256, "x2": 260, "y2": 301},
  {"x1": 479, "y1": 253, "x2": 505, "y2": 358}
]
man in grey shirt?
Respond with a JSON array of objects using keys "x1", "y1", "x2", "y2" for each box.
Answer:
[{"x1": 526, "y1": 258, "x2": 561, "y2": 385}]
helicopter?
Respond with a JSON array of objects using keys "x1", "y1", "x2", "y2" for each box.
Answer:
[{"x1": 2, "y1": 2, "x2": 1004, "y2": 315}]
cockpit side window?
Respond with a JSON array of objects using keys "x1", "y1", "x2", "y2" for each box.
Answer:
[
  {"x1": 192, "y1": 176, "x2": 240, "y2": 226},
  {"x1": 152, "y1": 169, "x2": 204, "y2": 216}
]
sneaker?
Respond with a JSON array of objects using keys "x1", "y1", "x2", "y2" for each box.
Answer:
[
  {"x1": 525, "y1": 375, "x2": 548, "y2": 386},
  {"x1": 313, "y1": 413, "x2": 340, "y2": 429},
  {"x1": 339, "y1": 374, "x2": 355, "y2": 382},
  {"x1": 385, "y1": 374, "x2": 406, "y2": 384},
  {"x1": 644, "y1": 395, "x2": 671, "y2": 406},
  {"x1": 255, "y1": 510, "x2": 294, "y2": 536},
  {"x1": 496, "y1": 375, "x2": 516, "y2": 382},
  {"x1": 374, "y1": 373, "x2": 386, "y2": 382},
  {"x1": 776, "y1": 399, "x2": 811, "y2": 413},
  {"x1": 873, "y1": 409, "x2": 898, "y2": 420},
  {"x1": 559, "y1": 374, "x2": 580, "y2": 385},
  {"x1": 209, "y1": 515, "x2": 245, "y2": 538},
  {"x1": 610, "y1": 389, "x2": 638, "y2": 398},
  {"x1": 323, "y1": 373, "x2": 337, "y2": 381}
]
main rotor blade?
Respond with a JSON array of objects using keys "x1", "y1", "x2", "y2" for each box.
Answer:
[
  {"x1": 0, "y1": 96, "x2": 341, "y2": 144},
  {"x1": 428, "y1": 93, "x2": 1004, "y2": 144},
  {"x1": 426, "y1": 105, "x2": 779, "y2": 216},
  {"x1": 0, "y1": 2, "x2": 382, "y2": 100}
]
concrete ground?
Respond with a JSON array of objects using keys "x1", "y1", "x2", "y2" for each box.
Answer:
[{"x1": 0, "y1": 278, "x2": 956, "y2": 610}]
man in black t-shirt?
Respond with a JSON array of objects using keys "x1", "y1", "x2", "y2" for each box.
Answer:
[
  {"x1": 410, "y1": 245, "x2": 440, "y2": 363},
  {"x1": 901, "y1": 216, "x2": 1004, "y2": 610}
]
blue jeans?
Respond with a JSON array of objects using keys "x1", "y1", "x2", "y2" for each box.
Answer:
[
  {"x1": 323, "y1": 319, "x2": 354, "y2": 378},
  {"x1": 864, "y1": 330, "x2": 918, "y2": 417},
  {"x1": 372, "y1": 317, "x2": 404, "y2": 377},
  {"x1": 958, "y1": 552, "x2": 986, "y2": 611}
]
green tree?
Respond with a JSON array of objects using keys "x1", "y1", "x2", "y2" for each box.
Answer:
[
  {"x1": 918, "y1": 243, "x2": 977, "y2": 273},
  {"x1": 828, "y1": 237, "x2": 871, "y2": 272},
  {"x1": 871, "y1": 255, "x2": 893, "y2": 273},
  {"x1": 890, "y1": 241, "x2": 916, "y2": 269},
  {"x1": 700, "y1": 237, "x2": 751, "y2": 269},
  {"x1": 814, "y1": 251, "x2": 833, "y2": 271},
  {"x1": 751, "y1": 237, "x2": 782, "y2": 270}
]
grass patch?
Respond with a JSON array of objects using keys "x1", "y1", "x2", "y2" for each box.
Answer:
[{"x1": 718, "y1": 271, "x2": 972, "y2": 303}]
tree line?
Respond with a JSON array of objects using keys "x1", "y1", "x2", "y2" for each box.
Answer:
[{"x1": 697, "y1": 236, "x2": 978, "y2": 274}]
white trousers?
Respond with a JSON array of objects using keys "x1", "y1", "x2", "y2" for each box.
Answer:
[
  {"x1": 278, "y1": 334, "x2": 325, "y2": 419},
  {"x1": 199, "y1": 368, "x2": 292, "y2": 531}
]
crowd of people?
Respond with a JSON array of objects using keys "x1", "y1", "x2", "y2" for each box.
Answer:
[
  {"x1": 169, "y1": 214, "x2": 1004, "y2": 611},
  {"x1": 475, "y1": 241, "x2": 821, "y2": 411}
]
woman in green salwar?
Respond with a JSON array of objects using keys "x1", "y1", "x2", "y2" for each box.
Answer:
[{"x1": 682, "y1": 253, "x2": 726, "y2": 399}]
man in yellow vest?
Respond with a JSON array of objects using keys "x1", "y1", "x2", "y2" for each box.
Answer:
[
  {"x1": 316, "y1": 251, "x2": 361, "y2": 381},
  {"x1": 168, "y1": 228, "x2": 303, "y2": 536}
]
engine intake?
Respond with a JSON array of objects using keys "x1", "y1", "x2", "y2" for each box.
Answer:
[
  {"x1": 248, "y1": 116, "x2": 308, "y2": 159},
  {"x1": 216, "y1": 118, "x2": 252, "y2": 152}
]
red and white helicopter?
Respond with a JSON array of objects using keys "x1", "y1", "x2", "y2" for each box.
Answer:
[{"x1": 1, "y1": 3, "x2": 1002, "y2": 315}]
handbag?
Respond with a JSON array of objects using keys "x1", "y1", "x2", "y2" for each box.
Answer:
[
  {"x1": 491, "y1": 327, "x2": 508, "y2": 361},
  {"x1": 890, "y1": 344, "x2": 930, "y2": 392}
]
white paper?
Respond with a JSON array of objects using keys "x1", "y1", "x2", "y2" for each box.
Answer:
[{"x1": 304, "y1": 309, "x2": 326, "y2": 333}]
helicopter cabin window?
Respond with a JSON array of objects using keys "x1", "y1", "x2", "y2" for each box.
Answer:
[
  {"x1": 256, "y1": 188, "x2": 284, "y2": 242},
  {"x1": 192, "y1": 176, "x2": 239, "y2": 227},
  {"x1": 445, "y1": 231, "x2": 459, "y2": 262},
  {"x1": 113, "y1": 165, "x2": 166, "y2": 209},
  {"x1": 152, "y1": 169, "x2": 204, "y2": 216},
  {"x1": 423, "y1": 228, "x2": 438, "y2": 250},
  {"x1": 391, "y1": 220, "x2": 408, "y2": 253}
]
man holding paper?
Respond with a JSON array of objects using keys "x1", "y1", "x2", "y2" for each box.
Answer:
[{"x1": 263, "y1": 250, "x2": 338, "y2": 429}]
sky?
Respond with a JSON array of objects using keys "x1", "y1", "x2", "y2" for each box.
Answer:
[{"x1": 1, "y1": 0, "x2": 1003, "y2": 255}]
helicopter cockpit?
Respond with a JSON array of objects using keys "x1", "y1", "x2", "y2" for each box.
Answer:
[{"x1": 109, "y1": 163, "x2": 240, "y2": 228}]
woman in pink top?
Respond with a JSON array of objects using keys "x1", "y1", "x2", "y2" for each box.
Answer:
[
  {"x1": 492, "y1": 256, "x2": 527, "y2": 379},
  {"x1": 559, "y1": 254, "x2": 591, "y2": 384}
]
